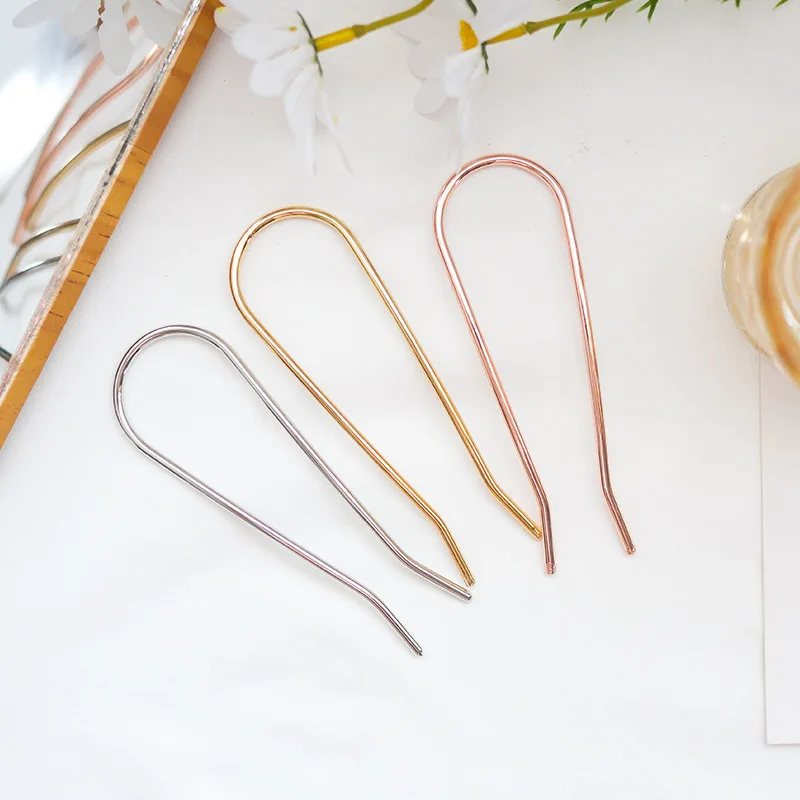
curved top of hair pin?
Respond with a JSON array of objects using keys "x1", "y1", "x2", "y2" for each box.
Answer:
[
  {"x1": 230, "y1": 205, "x2": 545, "y2": 545},
  {"x1": 113, "y1": 324, "x2": 428, "y2": 655},
  {"x1": 22, "y1": 120, "x2": 132, "y2": 236},
  {"x1": 5, "y1": 219, "x2": 79, "y2": 282},
  {"x1": 14, "y1": 44, "x2": 161, "y2": 244},
  {"x1": 229, "y1": 207, "x2": 476, "y2": 587},
  {"x1": 434, "y1": 154, "x2": 636, "y2": 574}
]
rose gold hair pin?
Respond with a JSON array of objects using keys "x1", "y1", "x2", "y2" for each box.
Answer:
[
  {"x1": 14, "y1": 28, "x2": 161, "y2": 243},
  {"x1": 433, "y1": 154, "x2": 635, "y2": 575},
  {"x1": 5, "y1": 33, "x2": 162, "y2": 285}
]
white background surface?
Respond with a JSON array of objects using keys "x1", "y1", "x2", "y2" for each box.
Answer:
[{"x1": 1, "y1": 0, "x2": 800, "y2": 795}]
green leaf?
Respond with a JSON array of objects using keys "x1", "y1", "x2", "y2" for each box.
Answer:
[
  {"x1": 552, "y1": 0, "x2": 616, "y2": 38},
  {"x1": 636, "y1": 0, "x2": 660, "y2": 21},
  {"x1": 553, "y1": 0, "x2": 791, "y2": 41}
]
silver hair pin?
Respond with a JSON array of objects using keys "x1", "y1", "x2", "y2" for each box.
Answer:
[
  {"x1": 113, "y1": 325, "x2": 471, "y2": 653},
  {"x1": 0, "y1": 256, "x2": 62, "y2": 362}
]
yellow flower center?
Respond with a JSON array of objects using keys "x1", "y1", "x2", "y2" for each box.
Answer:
[{"x1": 459, "y1": 20, "x2": 479, "y2": 51}]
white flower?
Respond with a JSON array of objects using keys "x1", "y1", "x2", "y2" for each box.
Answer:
[
  {"x1": 215, "y1": 1, "x2": 345, "y2": 174},
  {"x1": 13, "y1": 0, "x2": 184, "y2": 75},
  {"x1": 399, "y1": 0, "x2": 529, "y2": 145}
]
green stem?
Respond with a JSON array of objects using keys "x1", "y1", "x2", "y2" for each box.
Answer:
[
  {"x1": 315, "y1": 0, "x2": 436, "y2": 52},
  {"x1": 355, "y1": 0, "x2": 437, "y2": 35},
  {"x1": 527, "y1": 0, "x2": 635, "y2": 34},
  {"x1": 486, "y1": 0, "x2": 635, "y2": 44}
]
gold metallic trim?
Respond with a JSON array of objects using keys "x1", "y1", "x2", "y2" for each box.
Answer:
[{"x1": 229, "y1": 206, "x2": 485, "y2": 586}]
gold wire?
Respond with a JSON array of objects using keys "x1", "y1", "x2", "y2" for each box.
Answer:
[
  {"x1": 25, "y1": 120, "x2": 131, "y2": 234},
  {"x1": 229, "y1": 207, "x2": 494, "y2": 586},
  {"x1": 234, "y1": 209, "x2": 542, "y2": 540}
]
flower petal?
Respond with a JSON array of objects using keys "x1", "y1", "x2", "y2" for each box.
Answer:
[
  {"x1": 97, "y1": 1, "x2": 134, "y2": 74},
  {"x1": 415, "y1": 79, "x2": 448, "y2": 115},
  {"x1": 218, "y1": 0, "x2": 299, "y2": 28},
  {"x1": 232, "y1": 24, "x2": 306, "y2": 62},
  {"x1": 213, "y1": 6, "x2": 247, "y2": 36},
  {"x1": 443, "y1": 49, "x2": 483, "y2": 99},
  {"x1": 13, "y1": 0, "x2": 61, "y2": 28},
  {"x1": 443, "y1": 0, "x2": 479, "y2": 18},
  {"x1": 65, "y1": 0, "x2": 101, "y2": 36},
  {"x1": 157, "y1": 0, "x2": 188, "y2": 11},
  {"x1": 316, "y1": 87, "x2": 351, "y2": 173},
  {"x1": 408, "y1": 34, "x2": 460, "y2": 80},
  {"x1": 248, "y1": 44, "x2": 314, "y2": 98},
  {"x1": 283, "y1": 64, "x2": 319, "y2": 174},
  {"x1": 394, "y1": 0, "x2": 474, "y2": 41},
  {"x1": 456, "y1": 65, "x2": 487, "y2": 144},
  {"x1": 472, "y1": 0, "x2": 531, "y2": 42},
  {"x1": 130, "y1": 0, "x2": 180, "y2": 47},
  {"x1": 283, "y1": 65, "x2": 318, "y2": 135}
]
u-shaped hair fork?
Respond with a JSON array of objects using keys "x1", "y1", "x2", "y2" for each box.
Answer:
[
  {"x1": 112, "y1": 324, "x2": 467, "y2": 654},
  {"x1": 434, "y1": 154, "x2": 636, "y2": 574},
  {"x1": 15, "y1": 44, "x2": 161, "y2": 244},
  {"x1": 229, "y1": 207, "x2": 484, "y2": 586}
]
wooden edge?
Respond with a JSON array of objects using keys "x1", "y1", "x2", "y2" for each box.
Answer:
[{"x1": 0, "y1": 0, "x2": 219, "y2": 449}]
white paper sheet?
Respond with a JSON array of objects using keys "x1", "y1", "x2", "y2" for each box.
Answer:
[{"x1": 762, "y1": 363, "x2": 800, "y2": 744}]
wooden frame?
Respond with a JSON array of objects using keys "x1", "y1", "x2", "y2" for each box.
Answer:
[{"x1": 0, "y1": 0, "x2": 219, "y2": 448}]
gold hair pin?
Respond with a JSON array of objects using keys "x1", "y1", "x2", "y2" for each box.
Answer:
[{"x1": 228, "y1": 207, "x2": 494, "y2": 586}]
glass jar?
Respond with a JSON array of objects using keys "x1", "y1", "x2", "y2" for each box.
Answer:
[{"x1": 723, "y1": 163, "x2": 800, "y2": 382}]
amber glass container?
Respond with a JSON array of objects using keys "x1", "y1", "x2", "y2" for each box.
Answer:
[{"x1": 724, "y1": 164, "x2": 800, "y2": 382}]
